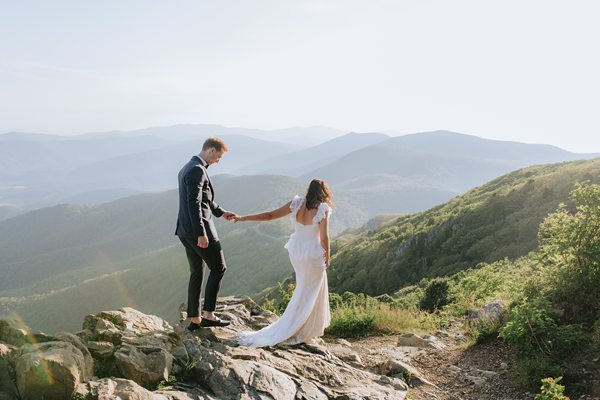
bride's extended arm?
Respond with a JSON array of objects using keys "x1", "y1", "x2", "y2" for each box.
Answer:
[
  {"x1": 236, "y1": 201, "x2": 292, "y2": 222},
  {"x1": 319, "y1": 211, "x2": 330, "y2": 269}
]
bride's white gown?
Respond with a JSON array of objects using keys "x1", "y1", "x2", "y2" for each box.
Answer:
[{"x1": 237, "y1": 195, "x2": 332, "y2": 347}]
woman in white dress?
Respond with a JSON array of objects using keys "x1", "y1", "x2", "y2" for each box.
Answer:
[{"x1": 233, "y1": 179, "x2": 334, "y2": 347}]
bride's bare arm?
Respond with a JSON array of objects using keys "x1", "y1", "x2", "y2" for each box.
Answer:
[
  {"x1": 319, "y1": 211, "x2": 330, "y2": 269},
  {"x1": 236, "y1": 201, "x2": 292, "y2": 222}
]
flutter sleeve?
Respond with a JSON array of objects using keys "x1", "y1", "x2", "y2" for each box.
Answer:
[
  {"x1": 313, "y1": 202, "x2": 332, "y2": 224},
  {"x1": 289, "y1": 195, "x2": 304, "y2": 213}
]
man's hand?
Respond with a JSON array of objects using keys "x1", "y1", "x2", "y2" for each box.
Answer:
[
  {"x1": 222, "y1": 211, "x2": 239, "y2": 221},
  {"x1": 197, "y1": 236, "x2": 209, "y2": 248}
]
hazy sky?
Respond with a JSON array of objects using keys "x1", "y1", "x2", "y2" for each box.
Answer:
[{"x1": 1, "y1": 1, "x2": 598, "y2": 152}]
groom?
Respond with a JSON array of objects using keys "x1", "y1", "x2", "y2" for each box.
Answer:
[{"x1": 175, "y1": 137, "x2": 238, "y2": 330}]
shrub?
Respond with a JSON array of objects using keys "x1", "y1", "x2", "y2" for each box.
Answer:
[
  {"x1": 535, "y1": 376, "x2": 570, "y2": 400},
  {"x1": 329, "y1": 292, "x2": 344, "y2": 309},
  {"x1": 419, "y1": 278, "x2": 450, "y2": 312},
  {"x1": 537, "y1": 183, "x2": 600, "y2": 324},
  {"x1": 499, "y1": 297, "x2": 587, "y2": 384}
]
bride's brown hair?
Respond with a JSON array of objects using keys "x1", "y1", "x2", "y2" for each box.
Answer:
[{"x1": 305, "y1": 179, "x2": 334, "y2": 210}]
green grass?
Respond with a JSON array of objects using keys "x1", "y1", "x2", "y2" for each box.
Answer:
[{"x1": 326, "y1": 303, "x2": 436, "y2": 338}]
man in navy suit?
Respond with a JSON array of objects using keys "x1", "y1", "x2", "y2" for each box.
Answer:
[{"x1": 175, "y1": 137, "x2": 238, "y2": 330}]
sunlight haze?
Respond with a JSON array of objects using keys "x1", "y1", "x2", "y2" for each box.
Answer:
[{"x1": 1, "y1": 0, "x2": 598, "y2": 152}]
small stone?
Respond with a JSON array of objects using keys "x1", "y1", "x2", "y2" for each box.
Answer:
[
  {"x1": 478, "y1": 369, "x2": 499, "y2": 379},
  {"x1": 397, "y1": 333, "x2": 445, "y2": 349},
  {"x1": 339, "y1": 353, "x2": 361, "y2": 363},
  {"x1": 466, "y1": 375, "x2": 486, "y2": 386},
  {"x1": 448, "y1": 365, "x2": 462, "y2": 373}
]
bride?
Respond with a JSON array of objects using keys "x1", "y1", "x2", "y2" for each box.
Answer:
[{"x1": 233, "y1": 179, "x2": 334, "y2": 347}]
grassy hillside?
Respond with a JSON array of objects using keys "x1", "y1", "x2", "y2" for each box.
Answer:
[{"x1": 328, "y1": 158, "x2": 600, "y2": 295}]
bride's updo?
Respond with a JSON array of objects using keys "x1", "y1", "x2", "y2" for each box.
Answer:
[{"x1": 305, "y1": 179, "x2": 334, "y2": 210}]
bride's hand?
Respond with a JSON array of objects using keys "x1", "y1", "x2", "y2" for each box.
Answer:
[{"x1": 323, "y1": 251, "x2": 330, "y2": 269}]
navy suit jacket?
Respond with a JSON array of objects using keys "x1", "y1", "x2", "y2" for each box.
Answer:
[{"x1": 175, "y1": 156, "x2": 225, "y2": 242}]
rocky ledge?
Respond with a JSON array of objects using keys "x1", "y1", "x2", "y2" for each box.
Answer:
[{"x1": 0, "y1": 296, "x2": 409, "y2": 400}]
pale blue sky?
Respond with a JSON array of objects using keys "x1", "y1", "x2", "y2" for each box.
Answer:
[{"x1": 1, "y1": 0, "x2": 598, "y2": 152}]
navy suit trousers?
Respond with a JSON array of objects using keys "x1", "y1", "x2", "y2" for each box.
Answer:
[{"x1": 179, "y1": 237, "x2": 227, "y2": 315}]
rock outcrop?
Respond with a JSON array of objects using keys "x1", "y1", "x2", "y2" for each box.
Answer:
[
  {"x1": 466, "y1": 300, "x2": 506, "y2": 324},
  {"x1": 0, "y1": 297, "x2": 409, "y2": 399}
]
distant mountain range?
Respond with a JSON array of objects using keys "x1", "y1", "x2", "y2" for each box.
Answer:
[
  {"x1": 78, "y1": 123, "x2": 346, "y2": 146},
  {"x1": 1, "y1": 127, "x2": 596, "y2": 216},
  {"x1": 244, "y1": 132, "x2": 390, "y2": 175},
  {"x1": 303, "y1": 131, "x2": 598, "y2": 191}
]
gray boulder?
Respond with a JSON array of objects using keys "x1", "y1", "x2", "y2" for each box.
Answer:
[
  {"x1": 54, "y1": 331, "x2": 94, "y2": 380},
  {"x1": 83, "y1": 307, "x2": 173, "y2": 345},
  {"x1": 115, "y1": 344, "x2": 173, "y2": 388},
  {"x1": 466, "y1": 300, "x2": 505, "y2": 324},
  {"x1": 16, "y1": 341, "x2": 87, "y2": 400}
]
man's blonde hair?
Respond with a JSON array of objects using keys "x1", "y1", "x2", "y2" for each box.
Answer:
[{"x1": 202, "y1": 137, "x2": 229, "y2": 152}]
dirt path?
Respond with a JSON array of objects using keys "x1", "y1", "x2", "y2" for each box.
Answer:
[
  {"x1": 325, "y1": 333, "x2": 536, "y2": 400},
  {"x1": 408, "y1": 337, "x2": 534, "y2": 400}
]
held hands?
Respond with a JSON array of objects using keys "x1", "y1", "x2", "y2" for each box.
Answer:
[{"x1": 222, "y1": 211, "x2": 240, "y2": 221}]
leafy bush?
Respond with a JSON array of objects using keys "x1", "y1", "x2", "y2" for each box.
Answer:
[
  {"x1": 499, "y1": 297, "x2": 587, "y2": 384},
  {"x1": 537, "y1": 183, "x2": 600, "y2": 324},
  {"x1": 329, "y1": 292, "x2": 344, "y2": 309},
  {"x1": 535, "y1": 376, "x2": 570, "y2": 400},
  {"x1": 419, "y1": 278, "x2": 450, "y2": 312}
]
